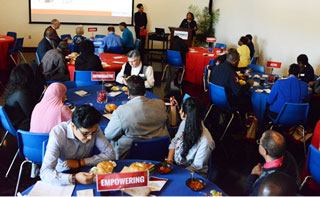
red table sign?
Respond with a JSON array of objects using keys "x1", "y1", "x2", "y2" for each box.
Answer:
[
  {"x1": 266, "y1": 61, "x2": 282, "y2": 68},
  {"x1": 91, "y1": 71, "x2": 115, "y2": 81},
  {"x1": 206, "y1": 37, "x2": 216, "y2": 42},
  {"x1": 97, "y1": 171, "x2": 149, "y2": 191},
  {"x1": 88, "y1": 27, "x2": 98, "y2": 32}
]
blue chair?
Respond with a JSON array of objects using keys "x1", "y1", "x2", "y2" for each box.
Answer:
[
  {"x1": 247, "y1": 64, "x2": 265, "y2": 73},
  {"x1": 74, "y1": 70, "x2": 99, "y2": 87},
  {"x1": 214, "y1": 43, "x2": 227, "y2": 49},
  {"x1": 93, "y1": 40, "x2": 105, "y2": 53},
  {"x1": 15, "y1": 130, "x2": 49, "y2": 196},
  {"x1": 182, "y1": 93, "x2": 191, "y2": 102},
  {"x1": 0, "y1": 106, "x2": 19, "y2": 178},
  {"x1": 203, "y1": 65, "x2": 212, "y2": 92},
  {"x1": 61, "y1": 34, "x2": 72, "y2": 40},
  {"x1": 105, "y1": 46, "x2": 123, "y2": 54},
  {"x1": 6, "y1": 31, "x2": 17, "y2": 40},
  {"x1": 8, "y1": 37, "x2": 27, "y2": 65},
  {"x1": 134, "y1": 39, "x2": 141, "y2": 50},
  {"x1": 209, "y1": 59, "x2": 215, "y2": 66},
  {"x1": 126, "y1": 136, "x2": 171, "y2": 161},
  {"x1": 205, "y1": 83, "x2": 241, "y2": 141},
  {"x1": 95, "y1": 34, "x2": 106, "y2": 40},
  {"x1": 249, "y1": 56, "x2": 259, "y2": 65},
  {"x1": 299, "y1": 145, "x2": 320, "y2": 190},
  {"x1": 62, "y1": 81, "x2": 76, "y2": 89},
  {"x1": 268, "y1": 103, "x2": 309, "y2": 156},
  {"x1": 35, "y1": 51, "x2": 40, "y2": 65},
  {"x1": 161, "y1": 50, "x2": 185, "y2": 84}
]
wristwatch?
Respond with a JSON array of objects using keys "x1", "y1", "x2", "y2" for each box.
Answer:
[{"x1": 71, "y1": 174, "x2": 76, "y2": 185}]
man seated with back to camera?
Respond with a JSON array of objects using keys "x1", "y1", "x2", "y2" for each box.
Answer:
[
  {"x1": 40, "y1": 105, "x2": 115, "y2": 185},
  {"x1": 210, "y1": 48, "x2": 254, "y2": 115},
  {"x1": 116, "y1": 49, "x2": 154, "y2": 89},
  {"x1": 104, "y1": 76, "x2": 168, "y2": 159},
  {"x1": 245, "y1": 130, "x2": 300, "y2": 195}
]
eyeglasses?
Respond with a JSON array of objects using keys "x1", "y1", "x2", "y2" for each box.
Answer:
[
  {"x1": 128, "y1": 59, "x2": 139, "y2": 64},
  {"x1": 78, "y1": 128, "x2": 98, "y2": 137}
]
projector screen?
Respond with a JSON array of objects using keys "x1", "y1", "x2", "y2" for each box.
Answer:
[{"x1": 29, "y1": 0, "x2": 133, "y2": 25}]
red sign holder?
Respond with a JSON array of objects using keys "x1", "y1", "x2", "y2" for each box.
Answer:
[
  {"x1": 88, "y1": 27, "x2": 98, "y2": 40},
  {"x1": 266, "y1": 61, "x2": 282, "y2": 69},
  {"x1": 97, "y1": 171, "x2": 149, "y2": 191},
  {"x1": 206, "y1": 37, "x2": 216, "y2": 43},
  {"x1": 91, "y1": 71, "x2": 115, "y2": 81}
]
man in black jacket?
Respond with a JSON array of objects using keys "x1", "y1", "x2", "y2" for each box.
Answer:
[
  {"x1": 36, "y1": 28, "x2": 58, "y2": 62},
  {"x1": 245, "y1": 130, "x2": 300, "y2": 195}
]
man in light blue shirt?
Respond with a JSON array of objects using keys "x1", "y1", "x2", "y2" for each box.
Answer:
[
  {"x1": 119, "y1": 22, "x2": 134, "y2": 54},
  {"x1": 40, "y1": 105, "x2": 115, "y2": 186},
  {"x1": 103, "y1": 26, "x2": 123, "y2": 54}
]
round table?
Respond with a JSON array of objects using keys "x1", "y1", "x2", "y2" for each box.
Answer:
[
  {"x1": 185, "y1": 47, "x2": 227, "y2": 85},
  {"x1": 0, "y1": 35, "x2": 14, "y2": 70},
  {"x1": 67, "y1": 53, "x2": 128, "y2": 80},
  {"x1": 66, "y1": 85, "x2": 159, "y2": 130},
  {"x1": 21, "y1": 159, "x2": 225, "y2": 196}
]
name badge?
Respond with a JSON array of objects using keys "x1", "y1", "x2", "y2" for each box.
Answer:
[
  {"x1": 300, "y1": 73, "x2": 305, "y2": 77},
  {"x1": 139, "y1": 74, "x2": 145, "y2": 78}
]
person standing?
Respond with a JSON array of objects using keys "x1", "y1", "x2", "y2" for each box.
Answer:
[
  {"x1": 179, "y1": 12, "x2": 198, "y2": 38},
  {"x1": 237, "y1": 36, "x2": 251, "y2": 69},
  {"x1": 134, "y1": 3, "x2": 147, "y2": 51},
  {"x1": 246, "y1": 34, "x2": 255, "y2": 59},
  {"x1": 119, "y1": 22, "x2": 134, "y2": 54}
]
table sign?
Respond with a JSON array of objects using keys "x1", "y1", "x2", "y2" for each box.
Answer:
[
  {"x1": 266, "y1": 61, "x2": 282, "y2": 68},
  {"x1": 91, "y1": 71, "x2": 115, "y2": 81},
  {"x1": 97, "y1": 171, "x2": 149, "y2": 191},
  {"x1": 88, "y1": 27, "x2": 98, "y2": 32},
  {"x1": 174, "y1": 31, "x2": 188, "y2": 40},
  {"x1": 206, "y1": 37, "x2": 216, "y2": 42}
]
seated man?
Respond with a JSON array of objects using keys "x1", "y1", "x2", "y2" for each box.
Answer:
[
  {"x1": 103, "y1": 26, "x2": 122, "y2": 53},
  {"x1": 37, "y1": 28, "x2": 58, "y2": 62},
  {"x1": 245, "y1": 130, "x2": 300, "y2": 195},
  {"x1": 104, "y1": 76, "x2": 168, "y2": 159},
  {"x1": 267, "y1": 63, "x2": 309, "y2": 118},
  {"x1": 297, "y1": 54, "x2": 315, "y2": 85},
  {"x1": 40, "y1": 105, "x2": 115, "y2": 185},
  {"x1": 258, "y1": 171, "x2": 298, "y2": 196},
  {"x1": 119, "y1": 22, "x2": 134, "y2": 54},
  {"x1": 41, "y1": 41, "x2": 70, "y2": 82},
  {"x1": 116, "y1": 50, "x2": 154, "y2": 89},
  {"x1": 210, "y1": 48, "x2": 253, "y2": 112}
]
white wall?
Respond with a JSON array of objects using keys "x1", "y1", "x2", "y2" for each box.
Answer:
[
  {"x1": 0, "y1": 0, "x2": 208, "y2": 48},
  {"x1": 214, "y1": 0, "x2": 320, "y2": 75}
]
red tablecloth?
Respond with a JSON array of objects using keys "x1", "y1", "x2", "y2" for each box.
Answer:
[
  {"x1": 0, "y1": 35, "x2": 14, "y2": 70},
  {"x1": 185, "y1": 47, "x2": 226, "y2": 85},
  {"x1": 67, "y1": 53, "x2": 127, "y2": 81}
]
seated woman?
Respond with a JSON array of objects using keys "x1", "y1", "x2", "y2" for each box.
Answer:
[
  {"x1": 75, "y1": 40, "x2": 104, "y2": 71},
  {"x1": 4, "y1": 64, "x2": 37, "y2": 131},
  {"x1": 237, "y1": 36, "x2": 251, "y2": 70},
  {"x1": 30, "y1": 83, "x2": 72, "y2": 133},
  {"x1": 167, "y1": 97, "x2": 215, "y2": 177},
  {"x1": 72, "y1": 25, "x2": 86, "y2": 53}
]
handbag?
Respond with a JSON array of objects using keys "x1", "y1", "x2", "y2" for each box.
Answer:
[
  {"x1": 140, "y1": 29, "x2": 147, "y2": 37},
  {"x1": 245, "y1": 114, "x2": 258, "y2": 140},
  {"x1": 288, "y1": 126, "x2": 313, "y2": 143},
  {"x1": 169, "y1": 96, "x2": 179, "y2": 127}
]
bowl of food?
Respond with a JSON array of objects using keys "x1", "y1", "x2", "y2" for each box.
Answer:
[
  {"x1": 111, "y1": 86, "x2": 120, "y2": 91},
  {"x1": 105, "y1": 104, "x2": 117, "y2": 113},
  {"x1": 186, "y1": 178, "x2": 206, "y2": 191},
  {"x1": 156, "y1": 163, "x2": 173, "y2": 174},
  {"x1": 121, "y1": 86, "x2": 128, "y2": 91}
]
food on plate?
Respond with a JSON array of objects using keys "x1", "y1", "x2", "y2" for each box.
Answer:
[
  {"x1": 111, "y1": 86, "x2": 120, "y2": 91},
  {"x1": 239, "y1": 79, "x2": 246, "y2": 85},
  {"x1": 70, "y1": 52, "x2": 78, "y2": 58},
  {"x1": 90, "y1": 161, "x2": 116, "y2": 175},
  {"x1": 105, "y1": 104, "x2": 117, "y2": 113},
  {"x1": 209, "y1": 190, "x2": 223, "y2": 196},
  {"x1": 121, "y1": 86, "x2": 128, "y2": 91},
  {"x1": 188, "y1": 180, "x2": 204, "y2": 191},
  {"x1": 129, "y1": 162, "x2": 148, "y2": 172}
]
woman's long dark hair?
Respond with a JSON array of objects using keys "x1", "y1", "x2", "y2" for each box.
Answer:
[
  {"x1": 181, "y1": 97, "x2": 203, "y2": 159},
  {"x1": 3, "y1": 64, "x2": 34, "y2": 100}
]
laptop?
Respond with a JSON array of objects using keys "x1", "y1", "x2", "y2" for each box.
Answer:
[{"x1": 155, "y1": 28, "x2": 165, "y2": 35}]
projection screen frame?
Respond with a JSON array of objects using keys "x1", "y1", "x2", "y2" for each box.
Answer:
[{"x1": 28, "y1": 0, "x2": 134, "y2": 26}]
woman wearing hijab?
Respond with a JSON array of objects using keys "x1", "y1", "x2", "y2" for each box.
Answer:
[{"x1": 30, "y1": 83, "x2": 72, "y2": 133}]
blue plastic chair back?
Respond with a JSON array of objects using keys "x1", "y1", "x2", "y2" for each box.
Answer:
[
  {"x1": 209, "y1": 82, "x2": 234, "y2": 111},
  {"x1": 134, "y1": 39, "x2": 141, "y2": 50},
  {"x1": 74, "y1": 70, "x2": 99, "y2": 87},
  {"x1": 9, "y1": 38, "x2": 23, "y2": 54},
  {"x1": 250, "y1": 56, "x2": 259, "y2": 65},
  {"x1": 203, "y1": 65, "x2": 210, "y2": 89},
  {"x1": 36, "y1": 51, "x2": 40, "y2": 65},
  {"x1": 306, "y1": 145, "x2": 320, "y2": 184},
  {"x1": 7, "y1": 32, "x2": 17, "y2": 40},
  {"x1": 247, "y1": 64, "x2": 265, "y2": 73},
  {"x1": 126, "y1": 136, "x2": 171, "y2": 161},
  {"x1": 182, "y1": 93, "x2": 191, "y2": 102},
  {"x1": 271, "y1": 103, "x2": 309, "y2": 126},
  {"x1": 61, "y1": 34, "x2": 72, "y2": 40},
  {"x1": 167, "y1": 50, "x2": 184, "y2": 67},
  {"x1": 0, "y1": 106, "x2": 17, "y2": 137},
  {"x1": 95, "y1": 34, "x2": 106, "y2": 40},
  {"x1": 17, "y1": 130, "x2": 49, "y2": 164},
  {"x1": 209, "y1": 59, "x2": 215, "y2": 66},
  {"x1": 106, "y1": 46, "x2": 123, "y2": 54},
  {"x1": 93, "y1": 40, "x2": 105, "y2": 53},
  {"x1": 214, "y1": 43, "x2": 227, "y2": 49},
  {"x1": 62, "y1": 81, "x2": 76, "y2": 89}
]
